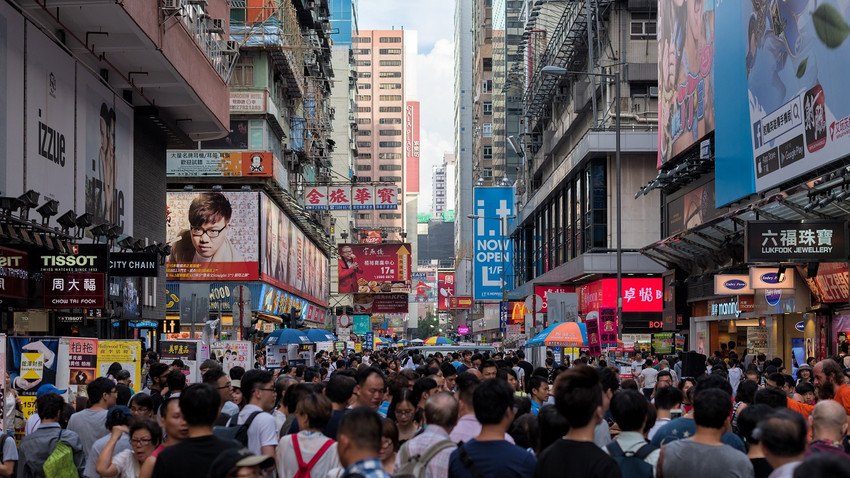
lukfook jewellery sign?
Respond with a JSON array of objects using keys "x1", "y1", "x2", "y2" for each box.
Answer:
[{"x1": 745, "y1": 220, "x2": 848, "y2": 262}]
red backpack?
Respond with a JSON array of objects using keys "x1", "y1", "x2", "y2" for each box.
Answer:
[{"x1": 291, "y1": 434, "x2": 335, "y2": 478}]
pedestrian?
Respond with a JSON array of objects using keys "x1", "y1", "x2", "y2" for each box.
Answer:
[
  {"x1": 129, "y1": 393, "x2": 154, "y2": 420},
  {"x1": 378, "y1": 418, "x2": 399, "y2": 475},
  {"x1": 791, "y1": 454, "x2": 850, "y2": 478},
  {"x1": 805, "y1": 400, "x2": 850, "y2": 459},
  {"x1": 387, "y1": 388, "x2": 421, "y2": 444},
  {"x1": 528, "y1": 376, "x2": 548, "y2": 416},
  {"x1": 208, "y1": 447, "x2": 274, "y2": 478},
  {"x1": 96, "y1": 418, "x2": 162, "y2": 478},
  {"x1": 394, "y1": 392, "x2": 457, "y2": 478},
  {"x1": 448, "y1": 379, "x2": 536, "y2": 478},
  {"x1": 355, "y1": 368, "x2": 387, "y2": 413},
  {"x1": 758, "y1": 408, "x2": 807, "y2": 478},
  {"x1": 17, "y1": 392, "x2": 86, "y2": 477},
  {"x1": 786, "y1": 359, "x2": 850, "y2": 417},
  {"x1": 162, "y1": 370, "x2": 186, "y2": 400},
  {"x1": 335, "y1": 407, "x2": 392, "y2": 478},
  {"x1": 276, "y1": 392, "x2": 340, "y2": 478},
  {"x1": 237, "y1": 369, "x2": 279, "y2": 458},
  {"x1": 68, "y1": 377, "x2": 117, "y2": 465},
  {"x1": 534, "y1": 365, "x2": 621, "y2": 478},
  {"x1": 736, "y1": 404, "x2": 775, "y2": 478},
  {"x1": 138, "y1": 397, "x2": 188, "y2": 478},
  {"x1": 647, "y1": 386, "x2": 683, "y2": 440},
  {"x1": 605, "y1": 389, "x2": 659, "y2": 477},
  {"x1": 85, "y1": 405, "x2": 134, "y2": 478},
  {"x1": 202, "y1": 368, "x2": 239, "y2": 425},
  {"x1": 146, "y1": 363, "x2": 169, "y2": 414}
]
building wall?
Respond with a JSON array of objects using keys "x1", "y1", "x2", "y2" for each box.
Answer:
[
  {"x1": 472, "y1": 0, "x2": 494, "y2": 184},
  {"x1": 454, "y1": 0, "x2": 474, "y2": 297}
]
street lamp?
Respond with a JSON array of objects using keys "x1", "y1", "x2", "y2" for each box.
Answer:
[
  {"x1": 541, "y1": 65, "x2": 623, "y2": 338},
  {"x1": 468, "y1": 213, "x2": 517, "y2": 339}
]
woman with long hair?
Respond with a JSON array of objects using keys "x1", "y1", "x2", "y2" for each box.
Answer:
[{"x1": 386, "y1": 388, "x2": 420, "y2": 444}]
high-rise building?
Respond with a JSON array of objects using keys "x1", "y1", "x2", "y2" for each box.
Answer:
[
  {"x1": 472, "y1": 0, "x2": 495, "y2": 185},
  {"x1": 433, "y1": 159, "x2": 448, "y2": 219},
  {"x1": 454, "y1": 0, "x2": 474, "y2": 314}
]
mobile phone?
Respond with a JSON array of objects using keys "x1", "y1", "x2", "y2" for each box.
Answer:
[{"x1": 670, "y1": 409, "x2": 683, "y2": 419}]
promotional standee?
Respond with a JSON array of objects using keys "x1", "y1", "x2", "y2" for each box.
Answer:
[
  {"x1": 266, "y1": 344, "x2": 315, "y2": 369},
  {"x1": 159, "y1": 340, "x2": 209, "y2": 383},
  {"x1": 6, "y1": 337, "x2": 60, "y2": 420},
  {"x1": 210, "y1": 341, "x2": 253, "y2": 374},
  {"x1": 96, "y1": 340, "x2": 143, "y2": 389}
]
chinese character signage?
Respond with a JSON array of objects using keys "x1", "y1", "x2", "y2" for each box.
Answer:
[
  {"x1": 578, "y1": 278, "x2": 663, "y2": 314},
  {"x1": 0, "y1": 246, "x2": 28, "y2": 299},
  {"x1": 745, "y1": 221, "x2": 848, "y2": 263},
  {"x1": 411, "y1": 271, "x2": 436, "y2": 303},
  {"x1": 304, "y1": 186, "x2": 328, "y2": 210},
  {"x1": 586, "y1": 318, "x2": 602, "y2": 355},
  {"x1": 166, "y1": 151, "x2": 273, "y2": 178},
  {"x1": 44, "y1": 273, "x2": 105, "y2": 308},
  {"x1": 472, "y1": 187, "x2": 514, "y2": 300},
  {"x1": 799, "y1": 262, "x2": 849, "y2": 304},
  {"x1": 302, "y1": 186, "x2": 396, "y2": 210},
  {"x1": 375, "y1": 186, "x2": 399, "y2": 209},
  {"x1": 327, "y1": 187, "x2": 352, "y2": 210},
  {"x1": 352, "y1": 186, "x2": 374, "y2": 210},
  {"x1": 405, "y1": 101, "x2": 420, "y2": 193},
  {"x1": 365, "y1": 332, "x2": 374, "y2": 351},
  {"x1": 67, "y1": 338, "x2": 97, "y2": 389},
  {"x1": 336, "y1": 244, "x2": 411, "y2": 293},
  {"x1": 437, "y1": 271, "x2": 456, "y2": 310},
  {"x1": 600, "y1": 307, "x2": 618, "y2": 345},
  {"x1": 353, "y1": 294, "x2": 409, "y2": 314}
]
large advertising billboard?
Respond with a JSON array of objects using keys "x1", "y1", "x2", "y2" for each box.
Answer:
[
  {"x1": 657, "y1": 0, "x2": 715, "y2": 166},
  {"x1": 166, "y1": 151, "x2": 274, "y2": 178},
  {"x1": 744, "y1": 1, "x2": 850, "y2": 193},
  {"x1": 437, "y1": 271, "x2": 455, "y2": 310},
  {"x1": 405, "y1": 101, "x2": 420, "y2": 193},
  {"x1": 166, "y1": 192, "x2": 259, "y2": 281},
  {"x1": 472, "y1": 187, "x2": 514, "y2": 300},
  {"x1": 260, "y1": 194, "x2": 328, "y2": 305},
  {"x1": 0, "y1": 246, "x2": 28, "y2": 299},
  {"x1": 336, "y1": 244, "x2": 411, "y2": 293},
  {"x1": 410, "y1": 271, "x2": 436, "y2": 303},
  {"x1": 0, "y1": 2, "x2": 24, "y2": 200}
]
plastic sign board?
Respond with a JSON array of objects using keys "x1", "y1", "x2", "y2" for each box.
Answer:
[
  {"x1": 745, "y1": 221, "x2": 848, "y2": 263},
  {"x1": 472, "y1": 187, "x2": 514, "y2": 300},
  {"x1": 336, "y1": 244, "x2": 412, "y2": 293},
  {"x1": 749, "y1": 267, "x2": 795, "y2": 290},
  {"x1": 714, "y1": 274, "x2": 754, "y2": 295}
]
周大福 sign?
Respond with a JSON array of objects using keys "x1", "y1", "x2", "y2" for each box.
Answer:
[{"x1": 745, "y1": 221, "x2": 848, "y2": 263}]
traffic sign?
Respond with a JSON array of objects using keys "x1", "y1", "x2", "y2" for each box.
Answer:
[{"x1": 338, "y1": 314, "x2": 351, "y2": 327}]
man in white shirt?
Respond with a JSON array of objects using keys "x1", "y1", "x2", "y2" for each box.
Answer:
[
  {"x1": 237, "y1": 369, "x2": 279, "y2": 458},
  {"x1": 647, "y1": 385, "x2": 683, "y2": 440},
  {"x1": 639, "y1": 362, "x2": 658, "y2": 400}
]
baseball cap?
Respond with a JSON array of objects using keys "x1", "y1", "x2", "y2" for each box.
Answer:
[
  {"x1": 36, "y1": 384, "x2": 67, "y2": 398},
  {"x1": 208, "y1": 448, "x2": 274, "y2": 478},
  {"x1": 107, "y1": 405, "x2": 132, "y2": 421},
  {"x1": 230, "y1": 379, "x2": 241, "y2": 389}
]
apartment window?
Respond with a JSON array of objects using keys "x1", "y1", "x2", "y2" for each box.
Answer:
[
  {"x1": 354, "y1": 37, "x2": 371, "y2": 43},
  {"x1": 357, "y1": 153, "x2": 372, "y2": 159},
  {"x1": 356, "y1": 130, "x2": 371, "y2": 136},
  {"x1": 481, "y1": 79, "x2": 492, "y2": 93},
  {"x1": 357, "y1": 118, "x2": 372, "y2": 124},
  {"x1": 357, "y1": 83, "x2": 372, "y2": 90},
  {"x1": 630, "y1": 12, "x2": 657, "y2": 40},
  {"x1": 483, "y1": 146, "x2": 492, "y2": 158},
  {"x1": 380, "y1": 60, "x2": 402, "y2": 67},
  {"x1": 483, "y1": 57, "x2": 492, "y2": 71},
  {"x1": 379, "y1": 48, "x2": 402, "y2": 55},
  {"x1": 379, "y1": 164, "x2": 403, "y2": 171},
  {"x1": 379, "y1": 95, "x2": 403, "y2": 101},
  {"x1": 379, "y1": 107, "x2": 402, "y2": 113},
  {"x1": 378, "y1": 37, "x2": 402, "y2": 43},
  {"x1": 356, "y1": 106, "x2": 371, "y2": 113},
  {"x1": 379, "y1": 141, "x2": 402, "y2": 148},
  {"x1": 355, "y1": 164, "x2": 372, "y2": 171},
  {"x1": 379, "y1": 129, "x2": 402, "y2": 136},
  {"x1": 356, "y1": 176, "x2": 372, "y2": 182},
  {"x1": 379, "y1": 83, "x2": 402, "y2": 90},
  {"x1": 230, "y1": 56, "x2": 254, "y2": 86},
  {"x1": 483, "y1": 102, "x2": 492, "y2": 115},
  {"x1": 355, "y1": 95, "x2": 372, "y2": 102},
  {"x1": 482, "y1": 123, "x2": 493, "y2": 137},
  {"x1": 358, "y1": 213, "x2": 372, "y2": 220},
  {"x1": 379, "y1": 118, "x2": 402, "y2": 124},
  {"x1": 379, "y1": 153, "x2": 403, "y2": 159},
  {"x1": 354, "y1": 60, "x2": 372, "y2": 66},
  {"x1": 379, "y1": 213, "x2": 403, "y2": 219},
  {"x1": 379, "y1": 71, "x2": 402, "y2": 78},
  {"x1": 353, "y1": 48, "x2": 371, "y2": 55},
  {"x1": 357, "y1": 71, "x2": 372, "y2": 78},
  {"x1": 356, "y1": 141, "x2": 372, "y2": 148}
]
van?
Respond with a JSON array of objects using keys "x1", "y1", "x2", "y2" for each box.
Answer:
[{"x1": 396, "y1": 345, "x2": 498, "y2": 365}]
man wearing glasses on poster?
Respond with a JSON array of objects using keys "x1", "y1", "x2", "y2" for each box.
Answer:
[{"x1": 168, "y1": 193, "x2": 244, "y2": 263}]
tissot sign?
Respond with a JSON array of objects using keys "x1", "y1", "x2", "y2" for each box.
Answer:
[{"x1": 746, "y1": 221, "x2": 848, "y2": 262}]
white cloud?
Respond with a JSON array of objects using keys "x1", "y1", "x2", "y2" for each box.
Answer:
[{"x1": 356, "y1": 0, "x2": 454, "y2": 52}]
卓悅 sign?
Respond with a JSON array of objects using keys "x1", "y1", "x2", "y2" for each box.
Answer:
[
  {"x1": 336, "y1": 244, "x2": 411, "y2": 294},
  {"x1": 43, "y1": 273, "x2": 105, "y2": 308},
  {"x1": 472, "y1": 187, "x2": 515, "y2": 300},
  {"x1": 745, "y1": 221, "x2": 848, "y2": 263},
  {"x1": 578, "y1": 278, "x2": 663, "y2": 314}
]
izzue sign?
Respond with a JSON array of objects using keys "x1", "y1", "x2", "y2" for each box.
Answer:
[{"x1": 746, "y1": 221, "x2": 848, "y2": 262}]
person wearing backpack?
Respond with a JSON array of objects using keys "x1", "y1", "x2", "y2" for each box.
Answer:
[
  {"x1": 394, "y1": 392, "x2": 457, "y2": 478},
  {"x1": 604, "y1": 389, "x2": 659, "y2": 478},
  {"x1": 17, "y1": 391, "x2": 85, "y2": 478},
  {"x1": 276, "y1": 393, "x2": 340, "y2": 478},
  {"x1": 236, "y1": 369, "x2": 278, "y2": 458}
]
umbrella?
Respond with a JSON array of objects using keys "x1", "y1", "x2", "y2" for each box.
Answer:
[
  {"x1": 262, "y1": 328, "x2": 313, "y2": 346},
  {"x1": 424, "y1": 336, "x2": 455, "y2": 345},
  {"x1": 305, "y1": 329, "x2": 337, "y2": 342},
  {"x1": 526, "y1": 322, "x2": 588, "y2": 348}
]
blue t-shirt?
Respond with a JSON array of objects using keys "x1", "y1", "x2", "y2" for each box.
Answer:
[
  {"x1": 530, "y1": 400, "x2": 542, "y2": 416},
  {"x1": 449, "y1": 439, "x2": 537, "y2": 478},
  {"x1": 649, "y1": 417, "x2": 746, "y2": 453}
]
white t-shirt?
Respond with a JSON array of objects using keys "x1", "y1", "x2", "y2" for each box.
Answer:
[
  {"x1": 111, "y1": 448, "x2": 140, "y2": 478},
  {"x1": 640, "y1": 368, "x2": 658, "y2": 389},
  {"x1": 238, "y1": 404, "x2": 278, "y2": 456}
]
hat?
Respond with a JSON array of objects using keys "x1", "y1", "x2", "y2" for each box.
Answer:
[
  {"x1": 107, "y1": 405, "x2": 132, "y2": 421},
  {"x1": 36, "y1": 384, "x2": 66, "y2": 398},
  {"x1": 208, "y1": 448, "x2": 274, "y2": 478},
  {"x1": 230, "y1": 379, "x2": 241, "y2": 389},
  {"x1": 798, "y1": 364, "x2": 812, "y2": 371}
]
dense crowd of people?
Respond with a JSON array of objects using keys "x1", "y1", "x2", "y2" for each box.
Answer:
[{"x1": 3, "y1": 342, "x2": 850, "y2": 478}]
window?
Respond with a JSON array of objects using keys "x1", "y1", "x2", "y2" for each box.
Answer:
[
  {"x1": 357, "y1": 153, "x2": 372, "y2": 159},
  {"x1": 356, "y1": 130, "x2": 371, "y2": 136},
  {"x1": 355, "y1": 95, "x2": 372, "y2": 102},
  {"x1": 483, "y1": 57, "x2": 492, "y2": 71},
  {"x1": 481, "y1": 79, "x2": 492, "y2": 93},
  {"x1": 357, "y1": 71, "x2": 372, "y2": 78},
  {"x1": 630, "y1": 12, "x2": 657, "y2": 40},
  {"x1": 379, "y1": 71, "x2": 402, "y2": 78},
  {"x1": 379, "y1": 48, "x2": 402, "y2": 55},
  {"x1": 357, "y1": 118, "x2": 372, "y2": 124},
  {"x1": 357, "y1": 213, "x2": 372, "y2": 220},
  {"x1": 379, "y1": 37, "x2": 402, "y2": 43},
  {"x1": 379, "y1": 213, "x2": 403, "y2": 219},
  {"x1": 356, "y1": 106, "x2": 371, "y2": 113},
  {"x1": 379, "y1": 83, "x2": 402, "y2": 90},
  {"x1": 379, "y1": 106, "x2": 402, "y2": 113},
  {"x1": 356, "y1": 176, "x2": 372, "y2": 182},
  {"x1": 482, "y1": 168, "x2": 493, "y2": 178},
  {"x1": 379, "y1": 95, "x2": 403, "y2": 101},
  {"x1": 379, "y1": 153, "x2": 403, "y2": 159},
  {"x1": 379, "y1": 129, "x2": 402, "y2": 136},
  {"x1": 355, "y1": 164, "x2": 372, "y2": 171},
  {"x1": 379, "y1": 141, "x2": 402, "y2": 148},
  {"x1": 230, "y1": 56, "x2": 254, "y2": 86},
  {"x1": 482, "y1": 123, "x2": 493, "y2": 138},
  {"x1": 354, "y1": 60, "x2": 372, "y2": 66},
  {"x1": 379, "y1": 118, "x2": 402, "y2": 124},
  {"x1": 483, "y1": 146, "x2": 492, "y2": 158},
  {"x1": 353, "y1": 48, "x2": 371, "y2": 55},
  {"x1": 356, "y1": 141, "x2": 372, "y2": 148},
  {"x1": 380, "y1": 60, "x2": 402, "y2": 67},
  {"x1": 354, "y1": 37, "x2": 371, "y2": 43},
  {"x1": 357, "y1": 83, "x2": 372, "y2": 90},
  {"x1": 379, "y1": 164, "x2": 403, "y2": 171},
  {"x1": 483, "y1": 102, "x2": 492, "y2": 115}
]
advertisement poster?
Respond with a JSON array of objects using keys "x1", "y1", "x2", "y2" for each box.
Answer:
[
  {"x1": 653, "y1": 333, "x2": 675, "y2": 354},
  {"x1": 657, "y1": 0, "x2": 715, "y2": 166},
  {"x1": 410, "y1": 271, "x2": 436, "y2": 303},
  {"x1": 799, "y1": 262, "x2": 849, "y2": 303},
  {"x1": 336, "y1": 244, "x2": 411, "y2": 293},
  {"x1": 260, "y1": 194, "x2": 329, "y2": 305},
  {"x1": 265, "y1": 344, "x2": 290, "y2": 369},
  {"x1": 600, "y1": 307, "x2": 618, "y2": 345},
  {"x1": 586, "y1": 318, "x2": 601, "y2": 355},
  {"x1": 0, "y1": 246, "x2": 28, "y2": 299},
  {"x1": 352, "y1": 293, "x2": 409, "y2": 314},
  {"x1": 159, "y1": 340, "x2": 206, "y2": 383},
  {"x1": 66, "y1": 338, "x2": 98, "y2": 393},
  {"x1": 437, "y1": 271, "x2": 455, "y2": 310},
  {"x1": 472, "y1": 187, "x2": 514, "y2": 300},
  {"x1": 745, "y1": 1, "x2": 850, "y2": 193},
  {"x1": 7, "y1": 337, "x2": 59, "y2": 419},
  {"x1": 166, "y1": 151, "x2": 273, "y2": 178},
  {"x1": 666, "y1": 180, "x2": 726, "y2": 236},
  {"x1": 353, "y1": 315, "x2": 371, "y2": 335},
  {"x1": 166, "y1": 191, "x2": 259, "y2": 281},
  {"x1": 96, "y1": 340, "x2": 142, "y2": 388},
  {"x1": 0, "y1": 2, "x2": 24, "y2": 202},
  {"x1": 210, "y1": 341, "x2": 252, "y2": 374}
]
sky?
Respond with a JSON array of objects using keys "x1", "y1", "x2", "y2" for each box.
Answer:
[{"x1": 357, "y1": 0, "x2": 455, "y2": 214}]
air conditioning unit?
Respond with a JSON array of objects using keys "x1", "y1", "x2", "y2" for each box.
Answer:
[
  {"x1": 162, "y1": 0, "x2": 182, "y2": 12},
  {"x1": 649, "y1": 86, "x2": 659, "y2": 98},
  {"x1": 207, "y1": 17, "x2": 224, "y2": 33}
]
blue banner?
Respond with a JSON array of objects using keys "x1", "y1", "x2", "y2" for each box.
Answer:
[
  {"x1": 365, "y1": 332, "x2": 374, "y2": 351},
  {"x1": 473, "y1": 187, "x2": 515, "y2": 300}
]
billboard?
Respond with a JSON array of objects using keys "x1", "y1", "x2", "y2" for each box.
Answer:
[
  {"x1": 336, "y1": 244, "x2": 411, "y2": 294},
  {"x1": 352, "y1": 293, "x2": 409, "y2": 314},
  {"x1": 533, "y1": 285, "x2": 575, "y2": 313},
  {"x1": 745, "y1": 220, "x2": 848, "y2": 263},
  {"x1": 410, "y1": 271, "x2": 436, "y2": 303},
  {"x1": 405, "y1": 101, "x2": 420, "y2": 193},
  {"x1": 0, "y1": 1, "x2": 24, "y2": 203},
  {"x1": 472, "y1": 187, "x2": 514, "y2": 300},
  {"x1": 657, "y1": 0, "x2": 715, "y2": 166},
  {"x1": 166, "y1": 192, "x2": 259, "y2": 281},
  {"x1": 578, "y1": 278, "x2": 663, "y2": 314},
  {"x1": 0, "y1": 246, "x2": 28, "y2": 299},
  {"x1": 260, "y1": 194, "x2": 329, "y2": 305},
  {"x1": 166, "y1": 151, "x2": 274, "y2": 178},
  {"x1": 437, "y1": 271, "x2": 455, "y2": 310},
  {"x1": 744, "y1": 1, "x2": 850, "y2": 193},
  {"x1": 666, "y1": 179, "x2": 727, "y2": 236},
  {"x1": 304, "y1": 185, "x2": 396, "y2": 210}
]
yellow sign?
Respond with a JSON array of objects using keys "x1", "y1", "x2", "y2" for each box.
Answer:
[
  {"x1": 96, "y1": 340, "x2": 142, "y2": 388},
  {"x1": 20, "y1": 353, "x2": 43, "y2": 380},
  {"x1": 354, "y1": 343, "x2": 362, "y2": 353},
  {"x1": 20, "y1": 396, "x2": 37, "y2": 421}
]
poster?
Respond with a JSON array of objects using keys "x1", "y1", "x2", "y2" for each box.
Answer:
[
  {"x1": 96, "y1": 340, "x2": 142, "y2": 389},
  {"x1": 437, "y1": 271, "x2": 455, "y2": 310},
  {"x1": 653, "y1": 333, "x2": 675, "y2": 354},
  {"x1": 166, "y1": 191, "x2": 259, "y2": 281},
  {"x1": 66, "y1": 338, "x2": 98, "y2": 395},
  {"x1": 7, "y1": 337, "x2": 60, "y2": 419},
  {"x1": 265, "y1": 344, "x2": 290, "y2": 369},
  {"x1": 159, "y1": 340, "x2": 207, "y2": 383},
  {"x1": 166, "y1": 151, "x2": 273, "y2": 178},
  {"x1": 586, "y1": 318, "x2": 601, "y2": 356},
  {"x1": 600, "y1": 307, "x2": 618, "y2": 345},
  {"x1": 210, "y1": 341, "x2": 252, "y2": 374},
  {"x1": 410, "y1": 271, "x2": 436, "y2": 303},
  {"x1": 336, "y1": 243, "x2": 411, "y2": 293},
  {"x1": 657, "y1": 0, "x2": 715, "y2": 166},
  {"x1": 352, "y1": 294, "x2": 409, "y2": 314}
]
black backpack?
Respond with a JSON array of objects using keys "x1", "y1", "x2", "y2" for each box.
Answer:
[
  {"x1": 605, "y1": 440, "x2": 657, "y2": 478},
  {"x1": 213, "y1": 411, "x2": 262, "y2": 447}
]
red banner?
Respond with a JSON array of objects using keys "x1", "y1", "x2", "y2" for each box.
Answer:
[
  {"x1": 578, "y1": 278, "x2": 663, "y2": 314},
  {"x1": 0, "y1": 246, "x2": 28, "y2": 299},
  {"x1": 437, "y1": 271, "x2": 456, "y2": 310},
  {"x1": 586, "y1": 318, "x2": 602, "y2": 355},
  {"x1": 804, "y1": 262, "x2": 849, "y2": 303},
  {"x1": 44, "y1": 273, "x2": 105, "y2": 308},
  {"x1": 337, "y1": 244, "x2": 411, "y2": 293},
  {"x1": 600, "y1": 307, "x2": 618, "y2": 345},
  {"x1": 353, "y1": 293, "x2": 409, "y2": 314}
]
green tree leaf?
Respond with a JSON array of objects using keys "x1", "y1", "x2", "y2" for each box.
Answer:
[
  {"x1": 813, "y1": 3, "x2": 850, "y2": 49},
  {"x1": 796, "y1": 57, "x2": 808, "y2": 78}
]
